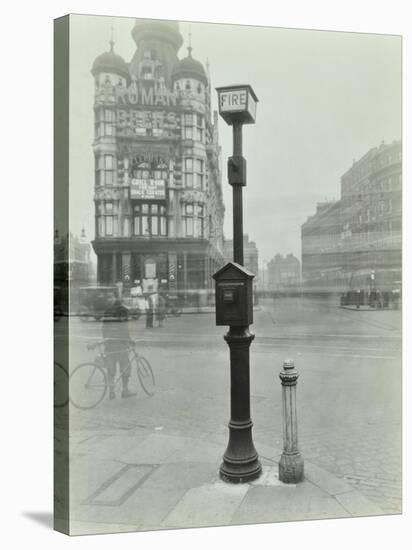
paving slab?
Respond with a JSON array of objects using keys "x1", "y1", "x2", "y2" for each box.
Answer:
[
  {"x1": 84, "y1": 465, "x2": 155, "y2": 506},
  {"x1": 162, "y1": 480, "x2": 249, "y2": 529},
  {"x1": 335, "y1": 490, "x2": 385, "y2": 517},
  {"x1": 304, "y1": 461, "x2": 354, "y2": 495},
  {"x1": 140, "y1": 461, "x2": 216, "y2": 490},
  {"x1": 120, "y1": 433, "x2": 195, "y2": 464},
  {"x1": 70, "y1": 486, "x2": 186, "y2": 529},
  {"x1": 70, "y1": 458, "x2": 126, "y2": 505},
  {"x1": 81, "y1": 434, "x2": 148, "y2": 462},
  {"x1": 232, "y1": 485, "x2": 351, "y2": 524},
  {"x1": 168, "y1": 437, "x2": 223, "y2": 464}
]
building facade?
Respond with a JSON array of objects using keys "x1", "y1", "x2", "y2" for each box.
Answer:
[
  {"x1": 54, "y1": 229, "x2": 95, "y2": 312},
  {"x1": 301, "y1": 140, "x2": 402, "y2": 292},
  {"x1": 267, "y1": 253, "x2": 301, "y2": 291},
  {"x1": 223, "y1": 234, "x2": 259, "y2": 276},
  {"x1": 91, "y1": 20, "x2": 225, "y2": 296}
]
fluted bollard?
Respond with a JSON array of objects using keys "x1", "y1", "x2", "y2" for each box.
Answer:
[{"x1": 279, "y1": 359, "x2": 304, "y2": 483}]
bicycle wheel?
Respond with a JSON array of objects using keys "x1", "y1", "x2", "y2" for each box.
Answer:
[
  {"x1": 132, "y1": 354, "x2": 155, "y2": 396},
  {"x1": 70, "y1": 362, "x2": 107, "y2": 409},
  {"x1": 54, "y1": 361, "x2": 68, "y2": 408}
]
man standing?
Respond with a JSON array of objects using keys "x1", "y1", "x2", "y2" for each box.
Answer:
[
  {"x1": 102, "y1": 292, "x2": 136, "y2": 399},
  {"x1": 156, "y1": 292, "x2": 167, "y2": 327},
  {"x1": 145, "y1": 287, "x2": 155, "y2": 329}
]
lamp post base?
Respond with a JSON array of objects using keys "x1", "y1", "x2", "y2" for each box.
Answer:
[
  {"x1": 219, "y1": 327, "x2": 262, "y2": 484},
  {"x1": 219, "y1": 420, "x2": 262, "y2": 483}
]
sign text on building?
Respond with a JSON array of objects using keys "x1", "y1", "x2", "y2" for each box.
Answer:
[
  {"x1": 116, "y1": 85, "x2": 177, "y2": 107},
  {"x1": 130, "y1": 179, "x2": 166, "y2": 200}
]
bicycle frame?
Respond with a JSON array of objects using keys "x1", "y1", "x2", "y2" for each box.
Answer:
[{"x1": 92, "y1": 341, "x2": 140, "y2": 386}]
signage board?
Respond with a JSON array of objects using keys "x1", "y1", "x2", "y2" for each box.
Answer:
[
  {"x1": 130, "y1": 179, "x2": 166, "y2": 200},
  {"x1": 219, "y1": 90, "x2": 248, "y2": 113},
  {"x1": 216, "y1": 84, "x2": 258, "y2": 125}
]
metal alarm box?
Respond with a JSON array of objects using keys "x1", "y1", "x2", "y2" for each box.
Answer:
[{"x1": 213, "y1": 262, "x2": 254, "y2": 326}]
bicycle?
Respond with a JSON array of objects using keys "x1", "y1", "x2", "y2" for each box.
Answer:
[
  {"x1": 54, "y1": 361, "x2": 69, "y2": 408},
  {"x1": 69, "y1": 340, "x2": 155, "y2": 409}
]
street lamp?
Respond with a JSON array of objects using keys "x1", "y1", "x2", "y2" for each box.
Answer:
[{"x1": 213, "y1": 84, "x2": 261, "y2": 483}]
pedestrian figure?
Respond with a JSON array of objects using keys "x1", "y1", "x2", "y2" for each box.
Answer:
[
  {"x1": 102, "y1": 292, "x2": 135, "y2": 400},
  {"x1": 376, "y1": 289, "x2": 383, "y2": 309},
  {"x1": 145, "y1": 288, "x2": 155, "y2": 329},
  {"x1": 131, "y1": 279, "x2": 143, "y2": 313},
  {"x1": 392, "y1": 290, "x2": 400, "y2": 310},
  {"x1": 156, "y1": 293, "x2": 167, "y2": 327}
]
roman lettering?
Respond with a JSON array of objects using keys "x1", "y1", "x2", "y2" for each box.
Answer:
[
  {"x1": 128, "y1": 90, "x2": 138, "y2": 104},
  {"x1": 154, "y1": 93, "x2": 166, "y2": 106},
  {"x1": 167, "y1": 91, "x2": 177, "y2": 106},
  {"x1": 141, "y1": 87, "x2": 154, "y2": 105}
]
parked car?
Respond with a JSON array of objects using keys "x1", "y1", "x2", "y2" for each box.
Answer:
[{"x1": 77, "y1": 286, "x2": 140, "y2": 321}]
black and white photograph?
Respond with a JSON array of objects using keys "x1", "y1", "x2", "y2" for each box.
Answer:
[
  {"x1": 53, "y1": 12, "x2": 402, "y2": 536},
  {"x1": 3, "y1": 2, "x2": 410, "y2": 548}
]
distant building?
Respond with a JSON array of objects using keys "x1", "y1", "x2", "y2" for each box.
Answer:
[
  {"x1": 54, "y1": 229, "x2": 95, "y2": 312},
  {"x1": 301, "y1": 140, "x2": 402, "y2": 292},
  {"x1": 223, "y1": 234, "x2": 259, "y2": 276},
  {"x1": 267, "y1": 253, "x2": 301, "y2": 290},
  {"x1": 54, "y1": 229, "x2": 94, "y2": 287}
]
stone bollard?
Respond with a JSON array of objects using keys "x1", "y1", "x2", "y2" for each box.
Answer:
[{"x1": 278, "y1": 358, "x2": 304, "y2": 483}]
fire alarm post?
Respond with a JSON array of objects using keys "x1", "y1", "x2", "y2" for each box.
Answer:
[{"x1": 213, "y1": 84, "x2": 261, "y2": 483}]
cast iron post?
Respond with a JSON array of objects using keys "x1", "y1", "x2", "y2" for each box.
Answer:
[
  {"x1": 278, "y1": 359, "x2": 304, "y2": 483},
  {"x1": 219, "y1": 121, "x2": 261, "y2": 483}
]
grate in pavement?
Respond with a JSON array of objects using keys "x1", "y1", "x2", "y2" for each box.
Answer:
[{"x1": 82, "y1": 464, "x2": 158, "y2": 507}]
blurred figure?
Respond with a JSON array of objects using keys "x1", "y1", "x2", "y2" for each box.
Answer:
[
  {"x1": 102, "y1": 292, "x2": 135, "y2": 399},
  {"x1": 156, "y1": 293, "x2": 167, "y2": 327},
  {"x1": 145, "y1": 287, "x2": 155, "y2": 329},
  {"x1": 131, "y1": 279, "x2": 143, "y2": 311},
  {"x1": 392, "y1": 289, "x2": 400, "y2": 310}
]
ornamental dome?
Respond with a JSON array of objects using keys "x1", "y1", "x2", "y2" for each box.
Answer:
[
  {"x1": 132, "y1": 19, "x2": 184, "y2": 52},
  {"x1": 171, "y1": 47, "x2": 208, "y2": 86},
  {"x1": 91, "y1": 41, "x2": 129, "y2": 79}
]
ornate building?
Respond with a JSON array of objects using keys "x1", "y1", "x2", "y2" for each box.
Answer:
[
  {"x1": 301, "y1": 140, "x2": 402, "y2": 292},
  {"x1": 91, "y1": 19, "x2": 225, "y2": 295}
]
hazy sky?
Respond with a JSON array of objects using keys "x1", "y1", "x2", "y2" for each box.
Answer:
[{"x1": 68, "y1": 14, "x2": 401, "y2": 265}]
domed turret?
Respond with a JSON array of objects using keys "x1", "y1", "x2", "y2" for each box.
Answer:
[
  {"x1": 131, "y1": 19, "x2": 183, "y2": 52},
  {"x1": 171, "y1": 45, "x2": 208, "y2": 86},
  {"x1": 91, "y1": 40, "x2": 129, "y2": 82},
  {"x1": 129, "y1": 19, "x2": 184, "y2": 85}
]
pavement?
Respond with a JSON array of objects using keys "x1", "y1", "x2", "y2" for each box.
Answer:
[
  {"x1": 54, "y1": 296, "x2": 402, "y2": 536},
  {"x1": 56, "y1": 412, "x2": 385, "y2": 536},
  {"x1": 339, "y1": 305, "x2": 400, "y2": 312}
]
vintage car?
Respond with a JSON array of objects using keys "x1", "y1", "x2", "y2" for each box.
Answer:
[{"x1": 77, "y1": 286, "x2": 141, "y2": 321}]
